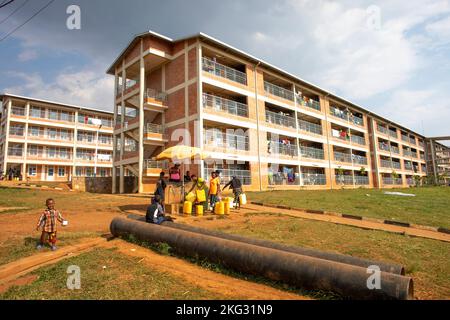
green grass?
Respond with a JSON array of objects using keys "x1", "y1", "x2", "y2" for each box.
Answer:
[
  {"x1": 249, "y1": 187, "x2": 450, "y2": 228},
  {"x1": 200, "y1": 212, "x2": 450, "y2": 299},
  {"x1": 0, "y1": 247, "x2": 229, "y2": 300},
  {"x1": 0, "y1": 232, "x2": 101, "y2": 266}
]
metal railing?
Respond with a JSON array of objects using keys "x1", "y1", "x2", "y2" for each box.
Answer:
[
  {"x1": 380, "y1": 159, "x2": 392, "y2": 168},
  {"x1": 411, "y1": 152, "x2": 418, "y2": 159},
  {"x1": 392, "y1": 161, "x2": 401, "y2": 169},
  {"x1": 401, "y1": 134, "x2": 409, "y2": 142},
  {"x1": 7, "y1": 147, "x2": 23, "y2": 157},
  {"x1": 406, "y1": 178, "x2": 414, "y2": 185},
  {"x1": 404, "y1": 163, "x2": 413, "y2": 171},
  {"x1": 420, "y1": 153, "x2": 425, "y2": 160},
  {"x1": 419, "y1": 141, "x2": 425, "y2": 148},
  {"x1": 409, "y1": 137, "x2": 416, "y2": 145},
  {"x1": 204, "y1": 133, "x2": 250, "y2": 151},
  {"x1": 335, "y1": 175, "x2": 355, "y2": 185},
  {"x1": 379, "y1": 143, "x2": 390, "y2": 152},
  {"x1": 145, "y1": 123, "x2": 165, "y2": 134},
  {"x1": 377, "y1": 125, "x2": 388, "y2": 134},
  {"x1": 204, "y1": 168, "x2": 252, "y2": 185},
  {"x1": 298, "y1": 120, "x2": 323, "y2": 135},
  {"x1": 203, "y1": 93, "x2": 248, "y2": 117},
  {"x1": 334, "y1": 151, "x2": 352, "y2": 163},
  {"x1": 388, "y1": 130, "x2": 398, "y2": 139},
  {"x1": 29, "y1": 151, "x2": 72, "y2": 160},
  {"x1": 297, "y1": 97, "x2": 321, "y2": 111},
  {"x1": 354, "y1": 176, "x2": 370, "y2": 185},
  {"x1": 264, "y1": 81, "x2": 294, "y2": 101},
  {"x1": 11, "y1": 107, "x2": 25, "y2": 116},
  {"x1": 9, "y1": 127, "x2": 25, "y2": 136},
  {"x1": 351, "y1": 135, "x2": 366, "y2": 145},
  {"x1": 268, "y1": 172, "x2": 300, "y2": 186},
  {"x1": 299, "y1": 146, "x2": 324, "y2": 160},
  {"x1": 28, "y1": 130, "x2": 73, "y2": 141},
  {"x1": 202, "y1": 57, "x2": 247, "y2": 85},
  {"x1": 391, "y1": 146, "x2": 400, "y2": 154},
  {"x1": 330, "y1": 106, "x2": 349, "y2": 121},
  {"x1": 265, "y1": 110, "x2": 296, "y2": 128},
  {"x1": 146, "y1": 88, "x2": 168, "y2": 103},
  {"x1": 353, "y1": 155, "x2": 368, "y2": 165},
  {"x1": 268, "y1": 141, "x2": 298, "y2": 157},
  {"x1": 146, "y1": 160, "x2": 169, "y2": 170},
  {"x1": 383, "y1": 177, "x2": 403, "y2": 185},
  {"x1": 301, "y1": 173, "x2": 327, "y2": 185},
  {"x1": 353, "y1": 116, "x2": 364, "y2": 126},
  {"x1": 403, "y1": 149, "x2": 412, "y2": 157}
]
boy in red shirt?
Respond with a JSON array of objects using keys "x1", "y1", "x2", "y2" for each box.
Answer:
[{"x1": 36, "y1": 198, "x2": 67, "y2": 251}]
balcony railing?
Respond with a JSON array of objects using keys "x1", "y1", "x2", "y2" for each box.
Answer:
[
  {"x1": 411, "y1": 152, "x2": 418, "y2": 159},
  {"x1": 8, "y1": 147, "x2": 23, "y2": 157},
  {"x1": 297, "y1": 97, "x2": 321, "y2": 111},
  {"x1": 401, "y1": 135, "x2": 409, "y2": 142},
  {"x1": 409, "y1": 137, "x2": 416, "y2": 145},
  {"x1": 404, "y1": 163, "x2": 413, "y2": 171},
  {"x1": 355, "y1": 176, "x2": 370, "y2": 185},
  {"x1": 269, "y1": 172, "x2": 300, "y2": 186},
  {"x1": 298, "y1": 120, "x2": 322, "y2": 135},
  {"x1": 351, "y1": 135, "x2": 366, "y2": 145},
  {"x1": 268, "y1": 141, "x2": 298, "y2": 157},
  {"x1": 204, "y1": 134, "x2": 250, "y2": 151},
  {"x1": 145, "y1": 123, "x2": 166, "y2": 135},
  {"x1": 202, "y1": 57, "x2": 247, "y2": 85},
  {"x1": 377, "y1": 125, "x2": 388, "y2": 135},
  {"x1": 403, "y1": 149, "x2": 412, "y2": 157},
  {"x1": 419, "y1": 141, "x2": 425, "y2": 148},
  {"x1": 380, "y1": 159, "x2": 392, "y2": 168},
  {"x1": 391, "y1": 146, "x2": 400, "y2": 154},
  {"x1": 29, "y1": 151, "x2": 72, "y2": 160},
  {"x1": 203, "y1": 93, "x2": 248, "y2": 118},
  {"x1": 383, "y1": 177, "x2": 403, "y2": 185},
  {"x1": 353, "y1": 155, "x2": 368, "y2": 165},
  {"x1": 379, "y1": 143, "x2": 390, "y2": 152},
  {"x1": 264, "y1": 81, "x2": 294, "y2": 101},
  {"x1": 146, "y1": 160, "x2": 169, "y2": 170},
  {"x1": 265, "y1": 110, "x2": 296, "y2": 128},
  {"x1": 388, "y1": 130, "x2": 398, "y2": 139},
  {"x1": 392, "y1": 161, "x2": 401, "y2": 169},
  {"x1": 9, "y1": 127, "x2": 25, "y2": 137},
  {"x1": 336, "y1": 175, "x2": 355, "y2": 185},
  {"x1": 299, "y1": 146, "x2": 324, "y2": 160},
  {"x1": 11, "y1": 107, "x2": 26, "y2": 116},
  {"x1": 330, "y1": 106, "x2": 349, "y2": 121},
  {"x1": 301, "y1": 173, "x2": 327, "y2": 186},
  {"x1": 420, "y1": 154, "x2": 425, "y2": 160},
  {"x1": 406, "y1": 178, "x2": 415, "y2": 185},
  {"x1": 352, "y1": 116, "x2": 364, "y2": 126},
  {"x1": 146, "y1": 88, "x2": 168, "y2": 103},
  {"x1": 334, "y1": 151, "x2": 352, "y2": 163},
  {"x1": 204, "y1": 168, "x2": 252, "y2": 185}
]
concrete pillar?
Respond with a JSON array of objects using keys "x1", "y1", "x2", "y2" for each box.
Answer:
[
  {"x1": 119, "y1": 165, "x2": 124, "y2": 193},
  {"x1": 112, "y1": 69, "x2": 119, "y2": 194},
  {"x1": 2, "y1": 99, "x2": 12, "y2": 173},
  {"x1": 138, "y1": 39, "x2": 145, "y2": 193}
]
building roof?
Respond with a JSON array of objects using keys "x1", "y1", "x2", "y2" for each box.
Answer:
[
  {"x1": 107, "y1": 30, "x2": 435, "y2": 139},
  {"x1": 0, "y1": 93, "x2": 113, "y2": 116}
]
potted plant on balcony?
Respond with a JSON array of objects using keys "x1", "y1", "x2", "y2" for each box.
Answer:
[
  {"x1": 391, "y1": 170, "x2": 399, "y2": 185},
  {"x1": 336, "y1": 166, "x2": 345, "y2": 186},
  {"x1": 413, "y1": 175, "x2": 421, "y2": 187}
]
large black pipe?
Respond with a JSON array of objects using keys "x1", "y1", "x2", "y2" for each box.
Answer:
[
  {"x1": 111, "y1": 217, "x2": 413, "y2": 300},
  {"x1": 127, "y1": 214, "x2": 404, "y2": 275}
]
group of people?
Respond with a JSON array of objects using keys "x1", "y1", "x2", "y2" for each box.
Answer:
[
  {"x1": 147, "y1": 168, "x2": 243, "y2": 225},
  {"x1": 0, "y1": 168, "x2": 22, "y2": 181}
]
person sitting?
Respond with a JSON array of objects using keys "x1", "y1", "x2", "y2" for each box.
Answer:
[
  {"x1": 146, "y1": 195, "x2": 173, "y2": 225},
  {"x1": 169, "y1": 164, "x2": 181, "y2": 183}
]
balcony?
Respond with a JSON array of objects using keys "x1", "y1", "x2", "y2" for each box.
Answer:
[
  {"x1": 203, "y1": 93, "x2": 248, "y2": 118},
  {"x1": 380, "y1": 159, "x2": 392, "y2": 168},
  {"x1": 202, "y1": 57, "x2": 247, "y2": 85},
  {"x1": 420, "y1": 153, "x2": 425, "y2": 160},
  {"x1": 11, "y1": 107, "x2": 26, "y2": 116},
  {"x1": 264, "y1": 81, "x2": 294, "y2": 101},
  {"x1": 298, "y1": 120, "x2": 322, "y2": 135},
  {"x1": 265, "y1": 110, "x2": 296, "y2": 128},
  {"x1": 9, "y1": 127, "x2": 25, "y2": 137},
  {"x1": 204, "y1": 167, "x2": 252, "y2": 185},
  {"x1": 269, "y1": 172, "x2": 300, "y2": 186},
  {"x1": 299, "y1": 146, "x2": 324, "y2": 160},
  {"x1": 334, "y1": 151, "x2": 352, "y2": 163},
  {"x1": 268, "y1": 141, "x2": 298, "y2": 157},
  {"x1": 352, "y1": 115, "x2": 364, "y2": 126},
  {"x1": 377, "y1": 125, "x2": 388, "y2": 135},
  {"x1": 391, "y1": 146, "x2": 400, "y2": 154},
  {"x1": 355, "y1": 176, "x2": 370, "y2": 185},
  {"x1": 392, "y1": 161, "x2": 401, "y2": 169},
  {"x1": 330, "y1": 106, "x2": 349, "y2": 121},
  {"x1": 301, "y1": 173, "x2": 327, "y2": 186},
  {"x1": 29, "y1": 151, "x2": 73, "y2": 161},
  {"x1": 403, "y1": 149, "x2": 412, "y2": 157},
  {"x1": 409, "y1": 137, "x2": 416, "y2": 145},
  {"x1": 379, "y1": 142, "x2": 390, "y2": 152},
  {"x1": 204, "y1": 133, "x2": 249, "y2": 151},
  {"x1": 353, "y1": 155, "x2": 368, "y2": 165},
  {"x1": 146, "y1": 160, "x2": 169, "y2": 170},
  {"x1": 297, "y1": 97, "x2": 321, "y2": 111},
  {"x1": 401, "y1": 134, "x2": 409, "y2": 142},
  {"x1": 8, "y1": 147, "x2": 23, "y2": 157},
  {"x1": 383, "y1": 177, "x2": 403, "y2": 185},
  {"x1": 411, "y1": 152, "x2": 418, "y2": 158},
  {"x1": 335, "y1": 175, "x2": 355, "y2": 185},
  {"x1": 351, "y1": 135, "x2": 366, "y2": 146},
  {"x1": 388, "y1": 130, "x2": 398, "y2": 139},
  {"x1": 145, "y1": 123, "x2": 165, "y2": 134},
  {"x1": 404, "y1": 163, "x2": 413, "y2": 171}
]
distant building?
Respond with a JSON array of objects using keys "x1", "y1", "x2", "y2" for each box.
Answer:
[{"x1": 0, "y1": 94, "x2": 114, "y2": 181}]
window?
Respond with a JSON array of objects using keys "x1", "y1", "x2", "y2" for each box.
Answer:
[
  {"x1": 28, "y1": 145, "x2": 38, "y2": 156},
  {"x1": 48, "y1": 167, "x2": 54, "y2": 177},
  {"x1": 60, "y1": 130, "x2": 69, "y2": 140},
  {"x1": 100, "y1": 169, "x2": 107, "y2": 177},
  {"x1": 58, "y1": 167, "x2": 65, "y2": 177},
  {"x1": 28, "y1": 165, "x2": 37, "y2": 176},
  {"x1": 47, "y1": 147, "x2": 56, "y2": 158},
  {"x1": 30, "y1": 126, "x2": 40, "y2": 136},
  {"x1": 60, "y1": 111, "x2": 70, "y2": 122},
  {"x1": 76, "y1": 167, "x2": 83, "y2": 177},
  {"x1": 86, "y1": 168, "x2": 94, "y2": 177},
  {"x1": 48, "y1": 128, "x2": 57, "y2": 139},
  {"x1": 60, "y1": 149, "x2": 69, "y2": 159},
  {"x1": 30, "y1": 107, "x2": 43, "y2": 118}
]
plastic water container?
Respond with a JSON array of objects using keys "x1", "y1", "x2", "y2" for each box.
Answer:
[
  {"x1": 183, "y1": 201, "x2": 192, "y2": 215},
  {"x1": 196, "y1": 205, "x2": 204, "y2": 216},
  {"x1": 224, "y1": 201, "x2": 230, "y2": 215},
  {"x1": 214, "y1": 201, "x2": 225, "y2": 215},
  {"x1": 239, "y1": 193, "x2": 247, "y2": 205}
]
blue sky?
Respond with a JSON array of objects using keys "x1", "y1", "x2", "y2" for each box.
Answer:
[{"x1": 0, "y1": 0, "x2": 449, "y2": 140}]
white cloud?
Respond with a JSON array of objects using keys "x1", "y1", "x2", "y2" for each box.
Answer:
[
  {"x1": 4, "y1": 68, "x2": 114, "y2": 111},
  {"x1": 17, "y1": 49, "x2": 38, "y2": 62},
  {"x1": 425, "y1": 16, "x2": 450, "y2": 42}
]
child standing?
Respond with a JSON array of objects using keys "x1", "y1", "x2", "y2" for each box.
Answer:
[{"x1": 36, "y1": 198, "x2": 67, "y2": 251}]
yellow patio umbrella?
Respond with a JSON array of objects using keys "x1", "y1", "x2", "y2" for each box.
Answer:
[{"x1": 155, "y1": 145, "x2": 210, "y2": 198}]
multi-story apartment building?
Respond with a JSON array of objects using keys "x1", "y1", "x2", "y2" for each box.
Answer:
[
  {"x1": 426, "y1": 139, "x2": 450, "y2": 185},
  {"x1": 107, "y1": 31, "x2": 428, "y2": 193},
  {"x1": 0, "y1": 94, "x2": 114, "y2": 182}
]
